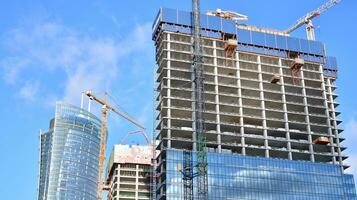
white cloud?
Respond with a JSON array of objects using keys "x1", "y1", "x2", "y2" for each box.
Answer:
[
  {"x1": 1, "y1": 21, "x2": 152, "y2": 106},
  {"x1": 111, "y1": 15, "x2": 120, "y2": 27},
  {"x1": 18, "y1": 81, "x2": 40, "y2": 102}
]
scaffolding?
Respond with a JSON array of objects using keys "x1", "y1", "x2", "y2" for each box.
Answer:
[
  {"x1": 222, "y1": 33, "x2": 238, "y2": 67},
  {"x1": 290, "y1": 56, "x2": 305, "y2": 85}
]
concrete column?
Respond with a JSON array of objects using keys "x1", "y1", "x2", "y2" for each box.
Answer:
[
  {"x1": 213, "y1": 40, "x2": 221, "y2": 153},
  {"x1": 236, "y1": 52, "x2": 245, "y2": 155},
  {"x1": 117, "y1": 165, "x2": 121, "y2": 199},
  {"x1": 167, "y1": 33, "x2": 172, "y2": 148},
  {"x1": 279, "y1": 59, "x2": 292, "y2": 160},
  {"x1": 319, "y1": 68, "x2": 336, "y2": 164},
  {"x1": 257, "y1": 55, "x2": 269, "y2": 158},
  {"x1": 300, "y1": 69, "x2": 315, "y2": 162},
  {"x1": 135, "y1": 164, "x2": 139, "y2": 199}
]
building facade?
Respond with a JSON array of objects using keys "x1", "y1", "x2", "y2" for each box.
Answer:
[
  {"x1": 37, "y1": 103, "x2": 101, "y2": 200},
  {"x1": 105, "y1": 144, "x2": 152, "y2": 200},
  {"x1": 152, "y1": 8, "x2": 357, "y2": 199}
]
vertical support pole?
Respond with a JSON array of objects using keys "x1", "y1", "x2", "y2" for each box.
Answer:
[
  {"x1": 300, "y1": 70, "x2": 315, "y2": 162},
  {"x1": 213, "y1": 40, "x2": 221, "y2": 153},
  {"x1": 97, "y1": 94, "x2": 108, "y2": 200},
  {"x1": 279, "y1": 58, "x2": 292, "y2": 160},
  {"x1": 192, "y1": 0, "x2": 208, "y2": 199},
  {"x1": 257, "y1": 55, "x2": 269, "y2": 158},
  {"x1": 236, "y1": 52, "x2": 245, "y2": 156}
]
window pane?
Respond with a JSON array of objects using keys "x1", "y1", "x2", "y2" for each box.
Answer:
[{"x1": 237, "y1": 29, "x2": 252, "y2": 44}]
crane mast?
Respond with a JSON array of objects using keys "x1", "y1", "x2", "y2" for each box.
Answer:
[
  {"x1": 85, "y1": 90, "x2": 145, "y2": 200},
  {"x1": 98, "y1": 101, "x2": 107, "y2": 200},
  {"x1": 191, "y1": 0, "x2": 209, "y2": 199},
  {"x1": 285, "y1": 0, "x2": 341, "y2": 40}
]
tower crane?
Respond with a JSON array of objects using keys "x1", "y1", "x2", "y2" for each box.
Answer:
[
  {"x1": 180, "y1": 0, "x2": 208, "y2": 200},
  {"x1": 284, "y1": 0, "x2": 341, "y2": 40},
  {"x1": 85, "y1": 90, "x2": 145, "y2": 200},
  {"x1": 193, "y1": 0, "x2": 208, "y2": 198}
]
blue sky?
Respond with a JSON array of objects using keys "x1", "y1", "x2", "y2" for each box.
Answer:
[{"x1": 0, "y1": 0, "x2": 356, "y2": 199}]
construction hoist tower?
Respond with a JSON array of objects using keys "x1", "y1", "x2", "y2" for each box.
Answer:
[{"x1": 181, "y1": 0, "x2": 208, "y2": 200}]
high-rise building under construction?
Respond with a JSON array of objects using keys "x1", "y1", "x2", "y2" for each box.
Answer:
[
  {"x1": 37, "y1": 103, "x2": 101, "y2": 200},
  {"x1": 152, "y1": 7, "x2": 357, "y2": 199},
  {"x1": 105, "y1": 144, "x2": 152, "y2": 200}
]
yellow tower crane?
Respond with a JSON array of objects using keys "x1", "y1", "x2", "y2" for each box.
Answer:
[{"x1": 85, "y1": 90, "x2": 146, "y2": 200}]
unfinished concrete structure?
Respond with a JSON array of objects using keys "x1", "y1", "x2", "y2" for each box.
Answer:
[
  {"x1": 152, "y1": 7, "x2": 356, "y2": 199},
  {"x1": 105, "y1": 145, "x2": 152, "y2": 200}
]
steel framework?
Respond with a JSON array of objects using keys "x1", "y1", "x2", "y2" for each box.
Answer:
[{"x1": 181, "y1": 0, "x2": 208, "y2": 199}]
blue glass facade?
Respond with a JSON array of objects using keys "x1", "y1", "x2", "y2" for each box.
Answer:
[
  {"x1": 38, "y1": 103, "x2": 101, "y2": 200},
  {"x1": 38, "y1": 129, "x2": 53, "y2": 200},
  {"x1": 164, "y1": 149, "x2": 356, "y2": 200}
]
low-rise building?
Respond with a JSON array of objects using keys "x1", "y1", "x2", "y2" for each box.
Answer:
[{"x1": 105, "y1": 144, "x2": 152, "y2": 200}]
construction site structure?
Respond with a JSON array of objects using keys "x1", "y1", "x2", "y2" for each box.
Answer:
[
  {"x1": 152, "y1": 2, "x2": 357, "y2": 199},
  {"x1": 85, "y1": 91, "x2": 146, "y2": 200},
  {"x1": 105, "y1": 144, "x2": 153, "y2": 200}
]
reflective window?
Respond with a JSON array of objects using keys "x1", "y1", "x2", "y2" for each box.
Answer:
[
  {"x1": 287, "y1": 37, "x2": 301, "y2": 52},
  {"x1": 200, "y1": 15, "x2": 208, "y2": 30},
  {"x1": 221, "y1": 19, "x2": 235, "y2": 34},
  {"x1": 162, "y1": 8, "x2": 177, "y2": 23},
  {"x1": 179, "y1": 10, "x2": 191, "y2": 27},
  {"x1": 310, "y1": 40, "x2": 324, "y2": 55},
  {"x1": 164, "y1": 149, "x2": 357, "y2": 200},
  {"x1": 300, "y1": 38, "x2": 311, "y2": 54},
  {"x1": 251, "y1": 31, "x2": 265, "y2": 47},
  {"x1": 265, "y1": 33, "x2": 277, "y2": 49},
  {"x1": 276, "y1": 35, "x2": 287, "y2": 50},
  {"x1": 237, "y1": 29, "x2": 251, "y2": 44},
  {"x1": 38, "y1": 103, "x2": 101, "y2": 200},
  {"x1": 207, "y1": 16, "x2": 221, "y2": 31}
]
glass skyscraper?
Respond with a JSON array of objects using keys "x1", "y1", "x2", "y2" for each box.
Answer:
[
  {"x1": 152, "y1": 8, "x2": 357, "y2": 199},
  {"x1": 37, "y1": 103, "x2": 101, "y2": 200}
]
